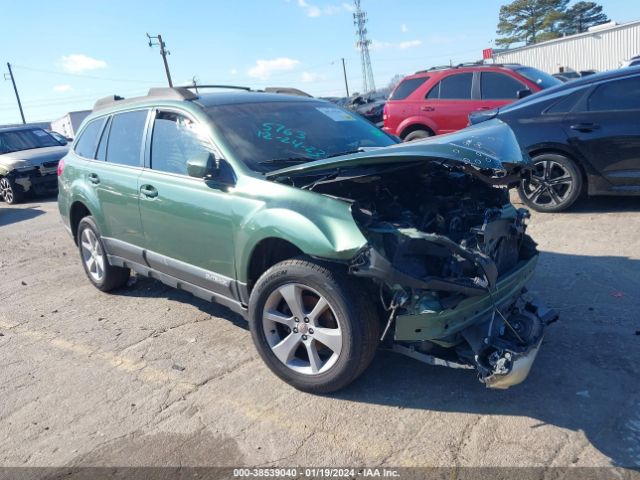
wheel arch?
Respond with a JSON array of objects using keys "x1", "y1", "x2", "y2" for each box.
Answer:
[
  {"x1": 398, "y1": 118, "x2": 437, "y2": 139},
  {"x1": 245, "y1": 237, "x2": 304, "y2": 295},
  {"x1": 69, "y1": 200, "x2": 95, "y2": 244}
]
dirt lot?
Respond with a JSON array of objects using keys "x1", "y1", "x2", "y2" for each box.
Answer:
[{"x1": 1, "y1": 194, "x2": 639, "y2": 469}]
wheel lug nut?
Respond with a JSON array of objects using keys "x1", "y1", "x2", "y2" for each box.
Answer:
[
  {"x1": 294, "y1": 317, "x2": 299, "y2": 322},
  {"x1": 304, "y1": 317, "x2": 309, "y2": 323},
  {"x1": 302, "y1": 335, "x2": 307, "y2": 340},
  {"x1": 293, "y1": 327, "x2": 298, "y2": 333},
  {"x1": 309, "y1": 328, "x2": 314, "y2": 334}
]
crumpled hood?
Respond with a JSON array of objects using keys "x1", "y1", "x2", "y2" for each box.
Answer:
[
  {"x1": 266, "y1": 119, "x2": 530, "y2": 179},
  {"x1": 0, "y1": 146, "x2": 68, "y2": 171}
]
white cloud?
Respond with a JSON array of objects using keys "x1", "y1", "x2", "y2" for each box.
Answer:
[
  {"x1": 296, "y1": 0, "x2": 352, "y2": 17},
  {"x1": 399, "y1": 39, "x2": 422, "y2": 50},
  {"x1": 369, "y1": 40, "x2": 394, "y2": 51},
  {"x1": 230, "y1": 68, "x2": 238, "y2": 75},
  {"x1": 401, "y1": 24, "x2": 408, "y2": 33},
  {"x1": 248, "y1": 57, "x2": 300, "y2": 80},
  {"x1": 59, "y1": 54, "x2": 107, "y2": 73},
  {"x1": 301, "y1": 71, "x2": 324, "y2": 82},
  {"x1": 53, "y1": 84, "x2": 73, "y2": 92}
]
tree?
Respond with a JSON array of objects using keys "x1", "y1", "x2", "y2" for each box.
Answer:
[
  {"x1": 561, "y1": 1, "x2": 609, "y2": 34},
  {"x1": 496, "y1": 0, "x2": 570, "y2": 46}
]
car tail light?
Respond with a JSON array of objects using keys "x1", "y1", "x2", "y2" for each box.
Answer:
[{"x1": 57, "y1": 158, "x2": 65, "y2": 176}]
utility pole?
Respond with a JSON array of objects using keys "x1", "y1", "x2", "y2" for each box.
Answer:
[
  {"x1": 4, "y1": 63, "x2": 26, "y2": 124},
  {"x1": 353, "y1": 0, "x2": 375, "y2": 93},
  {"x1": 146, "y1": 33, "x2": 173, "y2": 87},
  {"x1": 341, "y1": 58, "x2": 350, "y2": 97}
]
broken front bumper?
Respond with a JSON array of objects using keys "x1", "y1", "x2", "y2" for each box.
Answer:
[{"x1": 11, "y1": 168, "x2": 58, "y2": 194}]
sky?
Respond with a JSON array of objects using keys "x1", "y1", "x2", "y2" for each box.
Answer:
[{"x1": 0, "y1": 0, "x2": 637, "y2": 124}]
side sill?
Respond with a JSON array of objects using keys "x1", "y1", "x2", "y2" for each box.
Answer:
[{"x1": 107, "y1": 255, "x2": 249, "y2": 319}]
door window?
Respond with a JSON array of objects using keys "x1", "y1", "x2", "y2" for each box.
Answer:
[
  {"x1": 74, "y1": 118, "x2": 106, "y2": 158},
  {"x1": 105, "y1": 110, "x2": 148, "y2": 167},
  {"x1": 438, "y1": 73, "x2": 473, "y2": 99},
  {"x1": 588, "y1": 76, "x2": 640, "y2": 111},
  {"x1": 480, "y1": 72, "x2": 526, "y2": 100},
  {"x1": 150, "y1": 112, "x2": 212, "y2": 175}
]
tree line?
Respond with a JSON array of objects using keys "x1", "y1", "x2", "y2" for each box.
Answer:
[{"x1": 496, "y1": 0, "x2": 609, "y2": 47}]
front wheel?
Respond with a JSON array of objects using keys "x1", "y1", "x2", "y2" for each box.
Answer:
[
  {"x1": 0, "y1": 177, "x2": 24, "y2": 205},
  {"x1": 248, "y1": 259, "x2": 380, "y2": 393},
  {"x1": 518, "y1": 153, "x2": 583, "y2": 212}
]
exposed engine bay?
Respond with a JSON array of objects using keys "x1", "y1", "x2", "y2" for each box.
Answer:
[{"x1": 311, "y1": 160, "x2": 558, "y2": 388}]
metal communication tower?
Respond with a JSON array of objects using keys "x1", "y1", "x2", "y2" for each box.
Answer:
[{"x1": 353, "y1": 0, "x2": 375, "y2": 93}]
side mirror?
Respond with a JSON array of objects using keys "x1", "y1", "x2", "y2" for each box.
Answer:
[
  {"x1": 517, "y1": 89, "x2": 532, "y2": 99},
  {"x1": 186, "y1": 152, "x2": 216, "y2": 179}
]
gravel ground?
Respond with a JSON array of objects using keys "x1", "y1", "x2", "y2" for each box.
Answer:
[{"x1": 0, "y1": 193, "x2": 639, "y2": 470}]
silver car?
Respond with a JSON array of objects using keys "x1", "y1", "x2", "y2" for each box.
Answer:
[{"x1": 0, "y1": 126, "x2": 68, "y2": 204}]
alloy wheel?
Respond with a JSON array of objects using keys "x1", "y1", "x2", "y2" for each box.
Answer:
[
  {"x1": 0, "y1": 178, "x2": 14, "y2": 203},
  {"x1": 262, "y1": 283, "x2": 342, "y2": 375},
  {"x1": 80, "y1": 228, "x2": 105, "y2": 282},
  {"x1": 521, "y1": 159, "x2": 574, "y2": 208}
]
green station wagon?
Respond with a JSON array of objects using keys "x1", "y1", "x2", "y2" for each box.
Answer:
[{"x1": 58, "y1": 87, "x2": 556, "y2": 393}]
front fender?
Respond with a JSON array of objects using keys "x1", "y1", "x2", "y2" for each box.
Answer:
[{"x1": 235, "y1": 203, "x2": 367, "y2": 284}]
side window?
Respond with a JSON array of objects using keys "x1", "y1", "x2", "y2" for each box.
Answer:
[
  {"x1": 106, "y1": 110, "x2": 148, "y2": 167},
  {"x1": 588, "y1": 76, "x2": 640, "y2": 111},
  {"x1": 439, "y1": 73, "x2": 473, "y2": 100},
  {"x1": 481, "y1": 72, "x2": 526, "y2": 100},
  {"x1": 545, "y1": 89, "x2": 585, "y2": 114},
  {"x1": 426, "y1": 83, "x2": 440, "y2": 99},
  {"x1": 150, "y1": 111, "x2": 212, "y2": 175},
  {"x1": 74, "y1": 118, "x2": 106, "y2": 158},
  {"x1": 95, "y1": 117, "x2": 112, "y2": 161},
  {"x1": 390, "y1": 77, "x2": 428, "y2": 100}
]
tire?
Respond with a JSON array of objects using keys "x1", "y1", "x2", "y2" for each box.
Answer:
[
  {"x1": 76, "y1": 216, "x2": 130, "y2": 292},
  {"x1": 403, "y1": 129, "x2": 432, "y2": 142},
  {"x1": 248, "y1": 258, "x2": 380, "y2": 393},
  {"x1": 0, "y1": 177, "x2": 24, "y2": 205},
  {"x1": 518, "y1": 153, "x2": 583, "y2": 213}
]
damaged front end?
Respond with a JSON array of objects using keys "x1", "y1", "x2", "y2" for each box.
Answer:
[{"x1": 305, "y1": 121, "x2": 557, "y2": 388}]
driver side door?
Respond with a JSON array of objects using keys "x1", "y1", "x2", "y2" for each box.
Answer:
[{"x1": 137, "y1": 109, "x2": 238, "y2": 299}]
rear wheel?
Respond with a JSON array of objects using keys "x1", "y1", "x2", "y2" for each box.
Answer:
[
  {"x1": 403, "y1": 129, "x2": 432, "y2": 142},
  {"x1": 0, "y1": 177, "x2": 24, "y2": 205},
  {"x1": 248, "y1": 258, "x2": 380, "y2": 393},
  {"x1": 77, "y1": 216, "x2": 130, "y2": 292},
  {"x1": 518, "y1": 153, "x2": 582, "y2": 212}
]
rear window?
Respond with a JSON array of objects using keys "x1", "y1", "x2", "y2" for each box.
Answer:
[
  {"x1": 74, "y1": 118, "x2": 106, "y2": 158},
  {"x1": 389, "y1": 77, "x2": 427, "y2": 100},
  {"x1": 105, "y1": 110, "x2": 148, "y2": 167},
  {"x1": 588, "y1": 76, "x2": 640, "y2": 111}
]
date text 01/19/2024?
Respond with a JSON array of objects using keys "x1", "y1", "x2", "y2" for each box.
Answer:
[{"x1": 232, "y1": 467, "x2": 401, "y2": 477}]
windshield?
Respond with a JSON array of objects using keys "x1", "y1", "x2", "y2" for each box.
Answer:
[
  {"x1": 513, "y1": 66, "x2": 562, "y2": 89},
  {"x1": 206, "y1": 101, "x2": 397, "y2": 172},
  {"x1": 0, "y1": 128, "x2": 60, "y2": 155}
]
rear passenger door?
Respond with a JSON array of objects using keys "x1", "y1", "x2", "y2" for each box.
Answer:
[
  {"x1": 137, "y1": 109, "x2": 238, "y2": 298},
  {"x1": 422, "y1": 72, "x2": 473, "y2": 133},
  {"x1": 83, "y1": 109, "x2": 149, "y2": 257}
]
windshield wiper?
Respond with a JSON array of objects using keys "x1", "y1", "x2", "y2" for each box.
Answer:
[
  {"x1": 258, "y1": 157, "x2": 311, "y2": 166},
  {"x1": 322, "y1": 148, "x2": 366, "y2": 159}
]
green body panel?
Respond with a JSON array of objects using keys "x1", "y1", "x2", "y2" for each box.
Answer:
[{"x1": 394, "y1": 256, "x2": 538, "y2": 342}]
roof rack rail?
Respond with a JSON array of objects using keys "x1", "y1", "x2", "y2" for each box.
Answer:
[
  {"x1": 92, "y1": 87, "x2": 198, "y2": 111},
  {"x1": 184, "y1": 84, "x2": 252, "y2": 92},
  {"x1": 415, "y1": 62, "x2": 523, "y2": 74}
]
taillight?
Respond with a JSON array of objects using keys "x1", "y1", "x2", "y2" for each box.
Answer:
[{"x1": 57, "y1": 158, "x2": 65, "y2": 176}]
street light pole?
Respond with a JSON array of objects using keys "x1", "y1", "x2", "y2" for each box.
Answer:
[
  {"x1": 147, "y1": 33, "x2": 173, "y2": 87},
  {"x1": 341, "y1": 58, "x2": 350, "y2": 97},
  {"x1": 5, "y1": 63, "x2": 26, "y2": 124}
]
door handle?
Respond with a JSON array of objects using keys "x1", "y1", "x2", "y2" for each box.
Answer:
[
  {"x1": 570, "y1": 123, "x2": 600, "y2": 132},
  {"x1": 88, "y1": 173, "x2": 100, "y2": 185},
  {"x1": 421, "y1": 106, "x2": 435, "y2": 112},
  {"x1": 140, "y1": 185, "x2": 158, "y2": 198}
]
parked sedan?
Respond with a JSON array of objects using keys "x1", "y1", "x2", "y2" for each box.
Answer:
[
  {"x1": 469, "y1": 67, "x2": 640, "y2": 212},
  {"x1": 0, "y1": 126, "x2": 68, "y2": 204}
]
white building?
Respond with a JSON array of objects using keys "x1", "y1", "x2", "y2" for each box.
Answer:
[
  {"x1": 493, "y1": 20, "x2": 640, "y2": 74},
  {"x1": 50, "y1": 110, "x2": 91, "y2": 139}
]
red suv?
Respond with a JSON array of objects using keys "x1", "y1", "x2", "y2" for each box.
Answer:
[{"x1": 383, "y1": 64, "x2": 561, "y2": 141}]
